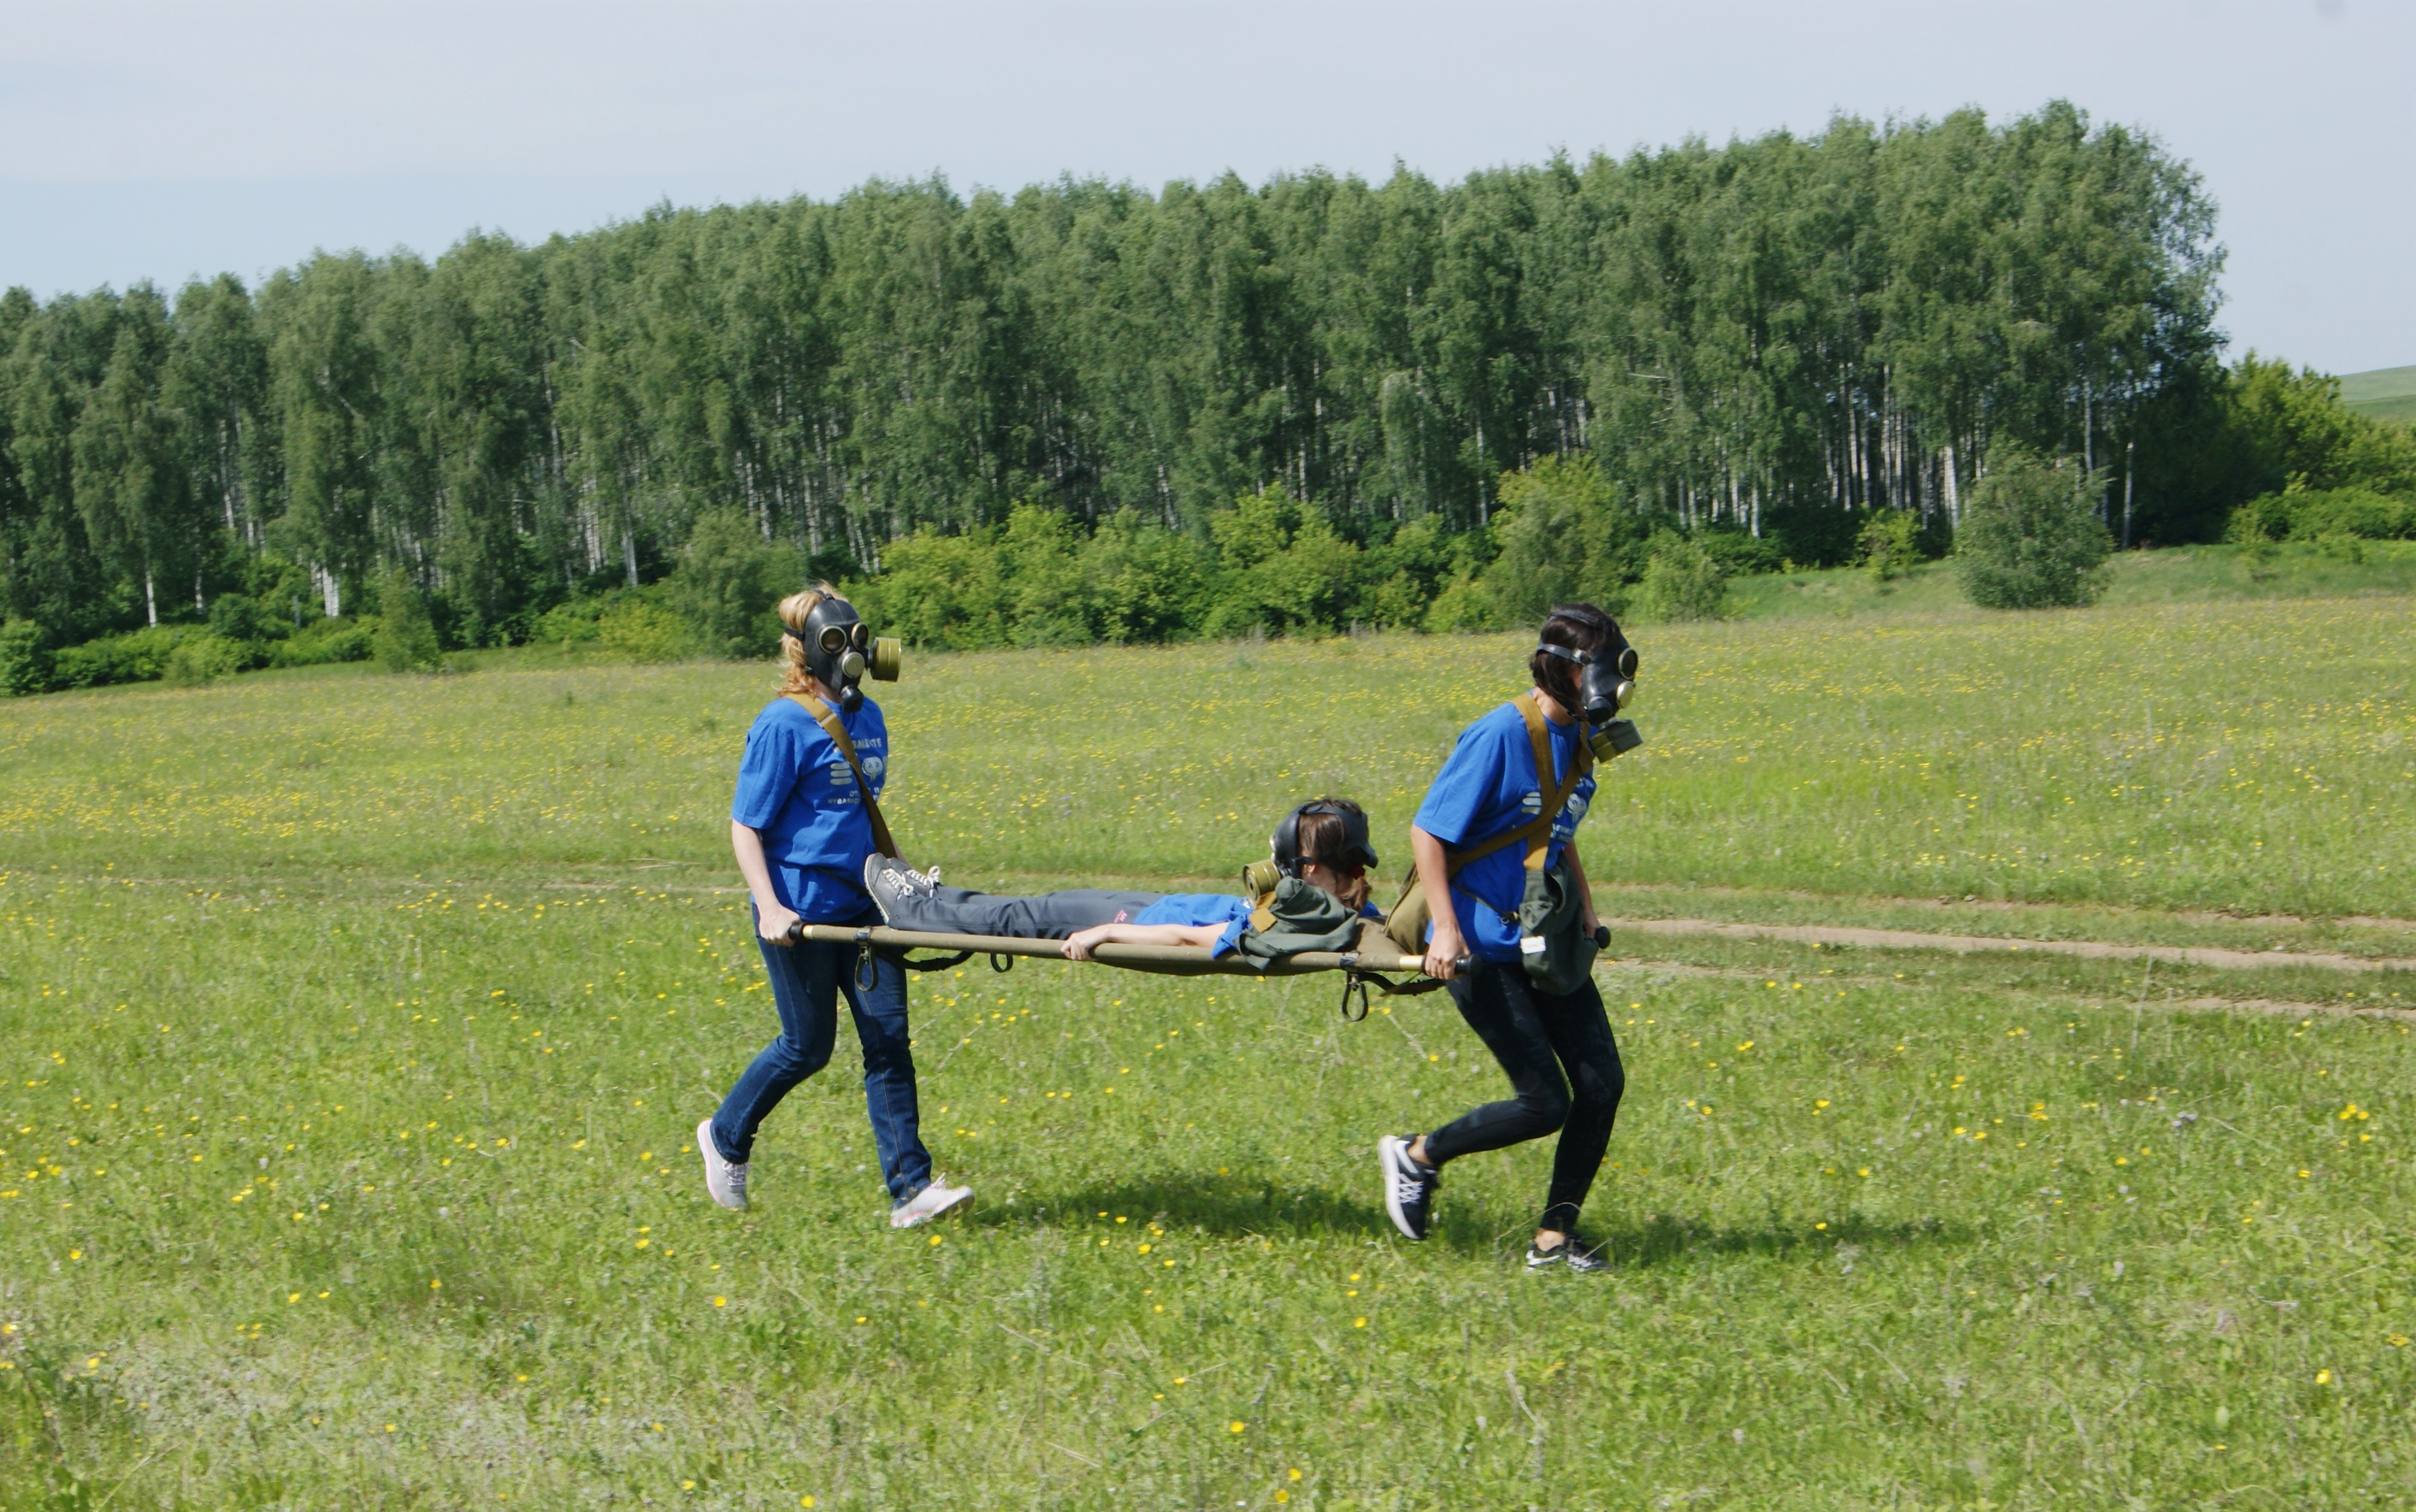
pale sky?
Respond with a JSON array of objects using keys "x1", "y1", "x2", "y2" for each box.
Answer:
[{"x1": 2, "y1": 0, "x2": 2408, "y2": 374}]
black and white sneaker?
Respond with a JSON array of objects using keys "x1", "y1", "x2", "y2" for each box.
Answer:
[
  {"x1": 1524, "y1": 1237, "x2": 1610, "y2": 1273},
  {"x1": 862, "y1": 854, "x2": 940, "y2": 922},
  {"x1": 1378, "y1": 1134, "x2": 1439, "y2": 1241}
]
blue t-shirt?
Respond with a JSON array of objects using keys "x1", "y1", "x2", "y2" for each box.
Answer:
[
  {"x1": 1412, "y1": 700, "x2": 1597, "y2": 963},
  {"x1": 731, "y1": 695, "x2": 890, "y2": 921},
  {"x1": 1134, "y1": 893, "x2": 1386, "y2": 958}
]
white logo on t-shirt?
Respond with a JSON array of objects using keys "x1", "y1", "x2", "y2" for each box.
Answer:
[
  {"x1": 1520, "y1": 789, "x2": 1543, "y2": 816},
  {"x1": 861, "y1": 755, "x2": 884, "y2": 782}
]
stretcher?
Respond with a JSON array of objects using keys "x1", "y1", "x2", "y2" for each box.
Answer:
[{"x1": 788, "y1": 922, "x2": 1457, "y2": 1019}]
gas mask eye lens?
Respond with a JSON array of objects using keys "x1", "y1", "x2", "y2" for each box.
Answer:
[
  {"x1": 818, "y1": 627, "x2": 849, "y2": 656},
  {"x1": 849, "y1": 623, "x2": 870, "y2": 652},
  {"x1": 1616, "y1": 647, "x2": 1638, "y2": 679}
]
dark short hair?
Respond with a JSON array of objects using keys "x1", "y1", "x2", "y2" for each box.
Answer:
[
  {"x1": 1528, "y1": 603, "x2": 1618, "y2": 708},
  {"x1": 1294, "y1": 797, "x2": 1374, "y2": 873}
]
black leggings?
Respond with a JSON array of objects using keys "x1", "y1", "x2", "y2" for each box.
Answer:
[{"x1": 1423, "y1": 963, "x2": 1625, "y2": 1235}]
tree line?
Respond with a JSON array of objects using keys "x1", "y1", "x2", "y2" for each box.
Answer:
[{"x1": 4, "y1": 101, "x2": 2412, "y2": 671}]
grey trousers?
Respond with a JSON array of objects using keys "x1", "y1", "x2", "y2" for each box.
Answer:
[{"x1": 883, "y1": 885, "x2": 1163, "y2": 940}]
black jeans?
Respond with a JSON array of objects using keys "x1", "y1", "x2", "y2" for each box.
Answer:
[{"x1": 1423, "y1": 962, "x2": 1625, "y2": 1235}]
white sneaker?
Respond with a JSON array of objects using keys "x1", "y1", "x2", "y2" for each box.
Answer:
[
  {"x1": 889, "y1": 1177, "x2": 972, "y2": 1228},
  {"x1": 697, "y1": 1119, "x2": 749, "y2": 1210}
]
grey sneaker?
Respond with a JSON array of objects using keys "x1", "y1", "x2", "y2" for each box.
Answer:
[
  {"x1": 889, "y1": 1177, "x2": 972, "y2": 1228},
  {"x1": 1378, "y1": 1134, "x2": 1438, "y2": 1241},
  {"x1": 697, "y1": 1119, "x2": 748, "y2": 1211},
  {"x1": 862, "y1": 854, "x2": 941, "y2": 922}
]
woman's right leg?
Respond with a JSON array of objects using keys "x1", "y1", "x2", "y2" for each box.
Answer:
[
  {"x1": 708, "y1": 931, "x2": 843, "y2": 1164},
  {"x1": 886, "y1": 886, "x2": 1162, "y2": 940},
  {"x1": 1420, "y1": 965, "x2": 1574, "y2": 1165}
]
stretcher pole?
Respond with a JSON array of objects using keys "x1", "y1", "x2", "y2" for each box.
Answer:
[{"x1": 788, "y1": 922, "x2": 1438, "y2": 978}]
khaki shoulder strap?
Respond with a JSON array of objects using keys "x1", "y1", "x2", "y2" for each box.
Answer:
[
  {"x1": 1439, "y1": 693, "x2": 1591, "y2": 878},
  {"x1": 1247, "y1": 884, "x2": 1280, "y2": 932},
  {"x1": 785, "y1": 692, "x2": 900, "y2": 860}
]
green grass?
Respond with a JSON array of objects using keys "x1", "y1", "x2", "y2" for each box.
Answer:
[
  {"x1": 4, "y1": 584, "x2": 2416, "y2": 1507},
  {"x1": 2338, "y1": 364, "x2": 2416, "y2": 428},
  {"x1": 2348, "y1": 392, "x2": 2416, "y2": 428}
]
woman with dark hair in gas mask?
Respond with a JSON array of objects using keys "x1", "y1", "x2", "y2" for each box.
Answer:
[
  {"x1": 862, "y1": 799, "x2": 1385, "y2": 960},
  {"x1": 696, "y1": 585, "x2": 973, "y2": 1230},
  {"x1": 1376, "y1": 603, "x2": 1639, "y2": 1272}
]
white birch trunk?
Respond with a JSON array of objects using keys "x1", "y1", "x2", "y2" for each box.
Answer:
[{"x1": 2122, "y1": 438, "x2": 2135, "y2": 550}]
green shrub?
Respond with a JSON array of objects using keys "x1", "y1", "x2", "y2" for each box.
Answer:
[
  {"x1": 2226, "y1": 484, "x2": 2416, "y2": 545},
  {"x1": 1696, "y1": 529, "x2": 1789, "y2": 579},
  {"x1": 667, "y1": 509, "x2": 798, "y2": 658},
  {"x1": 372, "y1": 574, "x2": 444, "y2": 673},
  {"x1": 534, "y1": 600, "x2": 605, "y2": 644},
  {"x1": 0, "y1": 620, "x2": 54, "y2": 697},
  {"x1": 164, "y1": 635, "x2": 246, "y2": 687},
  {"x1": 850, "y1": 527, "x2": 1010, "y2": 650},
  {"x1": 51, "y1": 625, "x2": 200, "y2": 689},
  {"x1": 1631, "y1": 531, "x2": 1729, "y2": 621},
  {"x1": 206, "y1": 593, "x2": 288, "y2": 644},
  {"x1": 268, "y1": 616, "x2": 375, "y2": 667},
  {"x1": 1202, "y1": 489, "x2": 1365, "y2": 638},
  {"x1": 1078, "y1": 509, "x2": 1211, "y2": 644},
  {"x1": 1482, "y1": 456, "x2": 1640, "y2": 621},
  {"x1": 2293, "y1": 488, "x2": 2415, "y2": 540},
  {"x1": 595, "y1": 599, "x2": 694, "y2": 663},
  {"x1": 1954, "y1": 450, "x2": 2112, "y2": 609},
  {"x1": 1858, "y1": 510, "x2": 1923, "y2": 581},
  {"x1": 1422, "y1": 576, "x2": 1499, "y2": 632}
]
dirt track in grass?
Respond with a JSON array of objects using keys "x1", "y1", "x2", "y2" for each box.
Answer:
[{"x1": 1602, "y1": 916, "x2": 2416, "y2": 975}]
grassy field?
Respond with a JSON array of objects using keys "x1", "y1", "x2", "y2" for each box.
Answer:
[
  {"x1": 2339, "y1": 363, "x2": 2416, "y2": 428},
  {"x1": 3, "y1": 574, "x2": 2414, "y2": 1507}
]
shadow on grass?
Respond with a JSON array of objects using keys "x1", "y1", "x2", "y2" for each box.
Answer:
[
  {"x1": 995, "y1": 1174, "x2": 1971, "y2": 1272},
  {"x1": 997, "y1": 1171, "x2": 1392, "y2": 1240},
  {"x1": 1563, "y1": 1209, "x2": 1970, "y2": 1271}
]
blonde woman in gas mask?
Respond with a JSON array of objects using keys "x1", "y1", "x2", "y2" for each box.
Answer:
[{"x1": 696, "y1": 586, "x2": 971, "y2": 1230}]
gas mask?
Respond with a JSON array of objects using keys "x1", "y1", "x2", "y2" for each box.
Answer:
[
  {"x1": 802, "y1": 594, "x2": 902, "y2": 712},
  {"x1": 1537, "y1": 636, "x2": 1642, "y2": 762}
]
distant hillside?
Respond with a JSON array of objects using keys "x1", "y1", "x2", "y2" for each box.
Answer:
[{"x1": 2340, "y1": 364, "x2": 2416, "y2": 426}]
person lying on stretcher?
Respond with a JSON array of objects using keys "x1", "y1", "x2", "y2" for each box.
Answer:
[{"x1": 861, "y1": 798, "x2": 1385, "y2": 961}]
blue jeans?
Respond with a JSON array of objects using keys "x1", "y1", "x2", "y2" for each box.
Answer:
[{"x1": 709, "y1": 907, "x2": 933, "y2": 1203}]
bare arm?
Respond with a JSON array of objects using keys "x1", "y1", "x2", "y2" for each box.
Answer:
[
  {"x1": 1062, "y1": 920, "x2": 1227, "y2": 960},
  {"x1": 730, "y1": 819, "x2": 802, "y2": 943},
  {"x1": 1410, "y1": 824, "x2": 1463, "y2": 981}
]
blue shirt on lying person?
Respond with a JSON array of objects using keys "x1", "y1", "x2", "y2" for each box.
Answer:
[{"x1": 1134, "y1": 892, "x2": 1386, "y2": 957}]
